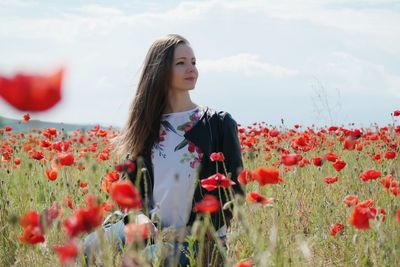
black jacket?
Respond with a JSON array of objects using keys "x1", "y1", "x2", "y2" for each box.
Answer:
[{"x1": 127, "y1": 107, "x2": 244, "y2": 231}]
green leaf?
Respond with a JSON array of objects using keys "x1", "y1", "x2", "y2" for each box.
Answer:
[
  {"x1": 161, "y1": 120, "x2": 179, "y2": 135},
  {"x1": 174, "y1": 139, "x2": 188, "y2": 151}
]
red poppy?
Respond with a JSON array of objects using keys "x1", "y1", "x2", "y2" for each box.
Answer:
[
  {"x1": 18, "y1": 211, "x2": 45, "y2": 244},
  {"x1": 63, "y1": 195, "x2": 103, "y2": 237},
  {"x1": 269, "y1": 129, "x2": 280, "y2": 137},
  {"x1": 246, "y1": 191, "x2": 274, "y2": 205},
  {"x1": 14, "y1": 157, "x2": 21, "y2": 165},
  {"x1": 252, "y1": 166, "x2": 284, "y2": 186},
  {"x1": 384, "y1": 151, "x2": 396, "y2": 159},
  {"x1": 360, "y1": 169, "x2": 382, "y2": 182},
  {"x1": 210, "y1": 152, "x2": 225, "y2": 162},
  {"x1": 324, "y1": 152, "x2": 338, "y2": 162},
  {"x1": 30, "y1": 150, "x2": 44, "y2": 160},
  {"x1": 200, "y1": 173, "x2": 236, "y2": 191},
  {"x1": 312, "y1": 157, "x2": 324, "y2": 167},
  {"x1": 343, "y1": 195, "x2": 359, "y2": 206},
  {"x1": 22, "y1": 113, "x2": 30, "y2": 122},
  {"x1": 380, "y1": 175, "x2": 397, "y2": 189},
  {"x1": 396, "y1": 209, "x2": 400, "y2": 223},
  {"x1": 349, "y1": 199, "x2": 377, "y2": 230},
  {"x1": 53, "y1": 241, "x2": 78, "y2": 265},
  {"x1": 110, "y1": 181, "x2": 142, "y2": 210},
  {"x1": 394, "y1": 110, "x2": 400, "y2": 116},
  {"x1": 115, "y1": 160, "x2": 136, "y2": 174},
  {"x1": 281, "y1": 153, "x2": 302, "y2": 166},
  {"x1": 45, "y1": 168, "x2": 58, "y2": 181},
  {"x1": 238, "y1": 169, "x2": 254, "y2": 185},
  {"x1": 324, "y1": 176, "x2": 339, "y2": 184},
  {"x1": 343, "y1": 139, "x2": 356, "y2": 150},
  {"x1": 376, "y1": 207, "x2": 386, "y2": 222},
  {"x1": 79, "y1": 181, "x2": 88, "y2": 188},
  {"x1": 330, "y1": 223, "x2": 344, "y2": 236},
  {"x1": 332, "y1": 160, "x2": 346, "y2": 172},
  {"x1": 125, "y1": 223, "x2": 151, "y2": 244},
  {"x1": 390, "y1": 186, "x2": 400, "y2": 196},
  {"x1": 64, "y1": 195, "x2": 73, "y2": 209},
  {"x1": 234, "y1": 260, "x2": 253, "y2": 267},
  {"x1": 57, "y1": 152, "x2": 74, "y2": 166},
  {"x1": 0, "y1": 68, "x2": 63, "y2": 111},
  {"x1": 193, "y1": 194, "x2": 220, "y2": 213}
]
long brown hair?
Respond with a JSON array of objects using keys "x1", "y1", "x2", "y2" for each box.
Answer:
[{"x1": 113, "y1": 34, "x2": 190, "y2": 159}]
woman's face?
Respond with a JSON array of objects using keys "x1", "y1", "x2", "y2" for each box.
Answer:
[{"x1": 169, "y1": 43, "x2": 198, "y2": 92}]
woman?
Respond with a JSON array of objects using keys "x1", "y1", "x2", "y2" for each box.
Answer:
[{"x1": 84, "y1": 34, "x2": 244, "y2": 266}]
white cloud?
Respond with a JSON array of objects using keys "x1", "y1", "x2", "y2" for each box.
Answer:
[
  {"x1": 307, "y1": 51, "x2": 400, "y2": 97},
  {"x1": 199, "y1": 53, "x2": 299, "y2": 78}
]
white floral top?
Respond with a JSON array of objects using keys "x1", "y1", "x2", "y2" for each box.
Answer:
[{"x1": 151, "y1": 105, "x2": 205, "y2": 229}]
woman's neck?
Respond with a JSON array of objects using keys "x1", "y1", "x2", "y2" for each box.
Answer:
[{"x1": 164, "y1": 91, "x2": 197, "y2": 113}]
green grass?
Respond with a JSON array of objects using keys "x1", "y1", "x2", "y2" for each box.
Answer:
[{"x1": 0, "y1": 125, "x2": 399, "y2": 266}]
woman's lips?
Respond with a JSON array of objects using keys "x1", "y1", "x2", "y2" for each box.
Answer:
[{"x1": 184, "y1": 77, "x2": 196, "y2": 81}]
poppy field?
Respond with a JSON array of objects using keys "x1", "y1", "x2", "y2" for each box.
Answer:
[{"x1": 1, "y1": 111, "x2": 400, "y2": 267}]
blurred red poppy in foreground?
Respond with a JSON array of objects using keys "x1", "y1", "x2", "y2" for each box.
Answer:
[
  {"x1": 125, "y1": 223, "x2": 151, "y2": 244},
  {"x1": 63, "y1": 195, "x2": 103, "y2": 237},
  {"x1": 0, "y1": 68, "x2": 63, "y2": 111},
  {"x1": 53, "y1": 241, "x2": 78, "y2": 265},
  {"x1": 19, "y1": 211, "x2": 45, "y2": 244},
  {"x1": 110, "y1": 181, "x2": 142, "y2": 210},
  {"x1": 193, "y1": 194, "x2": 220, "y2": 213}
]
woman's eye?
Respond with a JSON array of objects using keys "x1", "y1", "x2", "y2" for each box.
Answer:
[{"x1": 192, "y1": 62, "x2": 196, "y2": 66}]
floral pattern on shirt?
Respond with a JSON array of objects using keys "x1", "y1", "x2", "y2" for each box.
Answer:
[{"x1": 152, "y1": 107, "x2": 204, "y2": 169}]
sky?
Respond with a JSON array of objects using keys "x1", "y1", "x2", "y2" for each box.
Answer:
[{"x1": 0, "y1": 0, "x2": 399, "y2": 128}]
